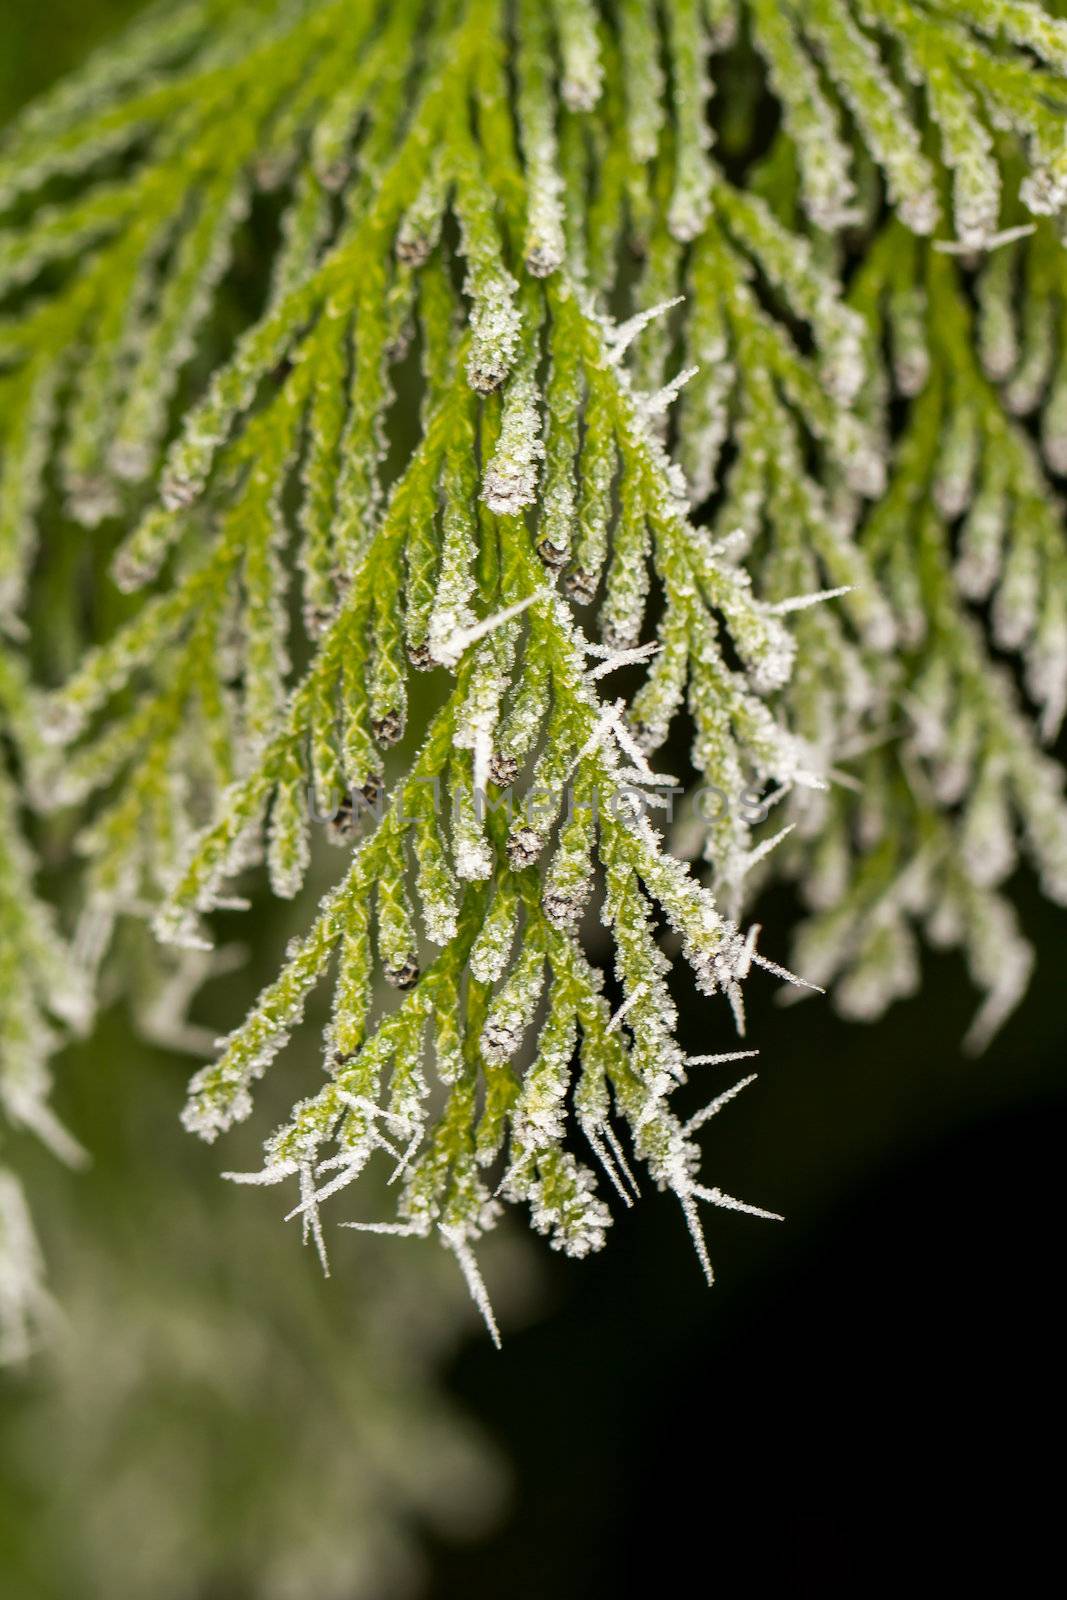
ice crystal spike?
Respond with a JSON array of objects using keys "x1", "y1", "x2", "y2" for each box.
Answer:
[{"x1": 4, "y1": 0, "x2": 1067, "y2": 1334}]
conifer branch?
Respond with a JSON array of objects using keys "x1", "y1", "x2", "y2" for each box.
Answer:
[{"x1": 3, "y1": 0, "x2": 1067, "y2": 1330}]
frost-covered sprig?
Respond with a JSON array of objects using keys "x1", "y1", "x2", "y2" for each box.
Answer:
[
  {"x1": 164, "y1": 312, "x2": 813, "y2": 1326},
  {"x1": 970, "y1": 215, "x2": 1067, "y2": 494},
  {"x1": 0, "y1": 655, "x2": 92, "y2": 1359},
  {"x1": 0, "y1": 758, "x2": 91, "y2": 1167},
  {"x1": 546, "y1": 282, "x2": 848, "y2": 899},
  {"x1": 209, "y1": 570, "x2": 802, "y2": 1329},
  {"x1": 0, "y1": 0, "x2": 471, "y2": 536},
  {"x1": 5, "y1": 0, "x2": 1067, "y2": 1330},
  {"x1": 0, "y1": 1168, "x2": 53, "y2": 1365},
  {"x1": 748, "y1": 0, "x2": 859, "y2": 230},
  {"x1": 693, "y1": 0, "x2": 1067, "y2": 242},
  {"x1": 771, "y1": 229, "x2": 1067, "y2": 1039}
]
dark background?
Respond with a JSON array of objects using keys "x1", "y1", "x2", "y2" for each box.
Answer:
[{"x1": 4, "y1": 5, "x2": 1065, "y2": 1595}]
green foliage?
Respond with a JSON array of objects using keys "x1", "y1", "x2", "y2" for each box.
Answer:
[{"x1": 3, "y1": 0, "x2": 1067, "y2": 1330}]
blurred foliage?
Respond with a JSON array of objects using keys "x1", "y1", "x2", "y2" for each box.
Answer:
[{"x1": 0, "y1": 1012, "x2": 505, "y2": 1599}]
